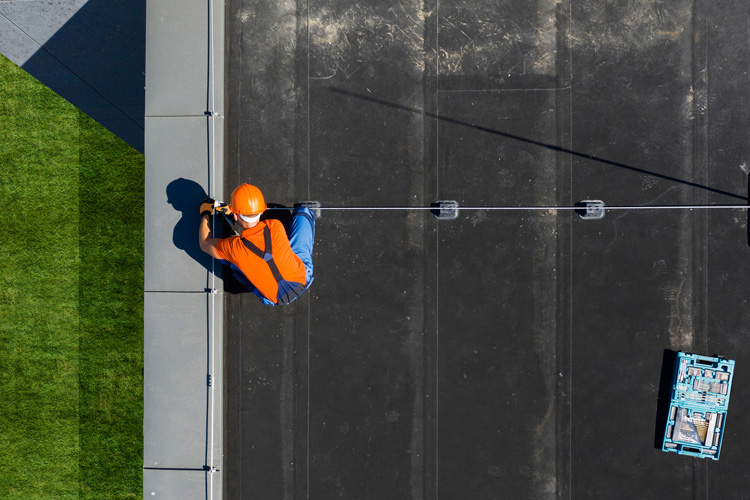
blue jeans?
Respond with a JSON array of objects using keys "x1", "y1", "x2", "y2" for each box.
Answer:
[
  {"x1": 225, "y1": 206, "x2": 315, "y2": 306},
  {"x1": 288, "y1": 207, "x2": 315, "y2": 285}
]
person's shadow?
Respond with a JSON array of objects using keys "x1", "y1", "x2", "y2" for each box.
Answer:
[
  {"x1": 166, "y1": 178, "x2": 215, "y2": 275},
  {"x1": 262, "y1": 203, "x2": 292, "y2": 231}
]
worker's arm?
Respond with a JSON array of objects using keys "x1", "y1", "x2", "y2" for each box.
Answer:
[{"x1": 198, "y1": 213, "x2": 223, "y2": 259}]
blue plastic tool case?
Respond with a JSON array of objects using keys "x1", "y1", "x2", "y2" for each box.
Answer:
[{"x1": 662, "y1": 352, "x2": 735, "y2": 460}]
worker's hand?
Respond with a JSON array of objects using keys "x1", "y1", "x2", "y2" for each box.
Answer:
[
  {"x1": 200, "y1": 198, "x2": 215, "y2": 218},
  {"x1": 216, "y1": 204, "x2": 233, "y2": 215}
]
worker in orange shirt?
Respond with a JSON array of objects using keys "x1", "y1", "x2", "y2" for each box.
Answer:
[{"x1": 198, "y1": 183, "x2": 315, "y2": 306}]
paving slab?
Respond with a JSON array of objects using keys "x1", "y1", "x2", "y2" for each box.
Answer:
[
  {"x1": 145, "y1": 0, "x2": 224, "y2": 117},
  {"x1": 143, "y1": 468, "x2": 221, "y2": 500},
  {"x1": 0, "y1": 0, "x2": 87, "y2": 50},
  {"x1": 223, "y1": 265, "x2": 318, "y2": 498},
  {"x1": 144, "y1": 115, "x2": 224, "y2": 292},
  {"x1": 144, "y1": 292, "x2": 222, "y2": 470},
  {"x1": 0, "y1": 14, "x2": 42, "y2": 64},
  {"x1": 223, "y1": 0, "x2": 305, "y2": 200},
  {"x1": 436, "y1": 0, "x2": 562, "y2": 90},
  {"x1": 307, "y1": 211, "x2": 433, "y2": 499},
  {"x1": 435, "y1": 89, "x2": 564, "y2": 496}
]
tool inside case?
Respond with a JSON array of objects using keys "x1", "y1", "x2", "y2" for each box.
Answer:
[{"x1": 662, "y1": 352, "x2": 734, "y2": 460}]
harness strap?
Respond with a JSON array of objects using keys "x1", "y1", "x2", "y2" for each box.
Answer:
[{"x1": 241, "y1": 226, "x2": 284, "y2": 283}]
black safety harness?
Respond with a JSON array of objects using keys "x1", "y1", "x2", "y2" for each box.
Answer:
[{"x1": 241, "y1": 226, "x2": 306, "y2": 305}]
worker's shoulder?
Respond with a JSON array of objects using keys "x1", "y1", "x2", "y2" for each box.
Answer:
[
  {"x1": 264, "y1": 218, "x2": 285, "y2": 231},
  {"x1": 218, "y1": 234, "x2": 241, "y2": 248}
]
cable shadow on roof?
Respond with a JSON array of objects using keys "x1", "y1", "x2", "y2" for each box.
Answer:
[{"x1": 329, "y1": 87, "x2": 748, "y2": 203}]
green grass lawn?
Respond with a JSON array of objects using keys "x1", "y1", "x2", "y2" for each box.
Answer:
[{"x1": 0, "y1": 54, "x2": 143, "y2": 499}]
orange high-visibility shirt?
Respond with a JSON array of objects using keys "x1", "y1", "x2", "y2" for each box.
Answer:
[{"x1": 214, "y1": 219, "x2": 307, "y2": 304}]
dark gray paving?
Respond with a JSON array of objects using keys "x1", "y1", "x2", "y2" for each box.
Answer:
[
  {"x1": 224, "y1": 0, "x2": 750, "y2": 498},
  {"x1": 303, "y1": 22, "x2": 433, "y2": 495},
  {"x1": 568, "y1": 1, "x2": 750, "y2": 497},
  {"x1": 435, "y1": 88, "x2": 565, "y2": 497},
  {"x1": 691, "y1": 7, "x2": 750, "y2": 494}
]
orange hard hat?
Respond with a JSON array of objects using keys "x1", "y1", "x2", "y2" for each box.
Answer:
[{"x1": 229, "y1": 183, "x2": 267, "y2": 215}]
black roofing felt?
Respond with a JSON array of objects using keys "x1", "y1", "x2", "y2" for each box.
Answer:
[{"x1": 223, "y1": 0, "x2": 750, "y2": 498}]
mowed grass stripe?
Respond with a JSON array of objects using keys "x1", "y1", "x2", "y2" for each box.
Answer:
[
  {"x1": 78, "y1": 105, "x2": 143, "y2": 499},
  {"x1": 0, "y1": 54, "x2": 143, "y2": 499}
]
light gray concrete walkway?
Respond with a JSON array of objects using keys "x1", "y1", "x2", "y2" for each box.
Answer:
[
  {"x1": 1, "y1": 1, "x2": 224, "y2": 497},
  {"x1": 143, "y1": 0, "x2": 224, "y2": 498}
]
